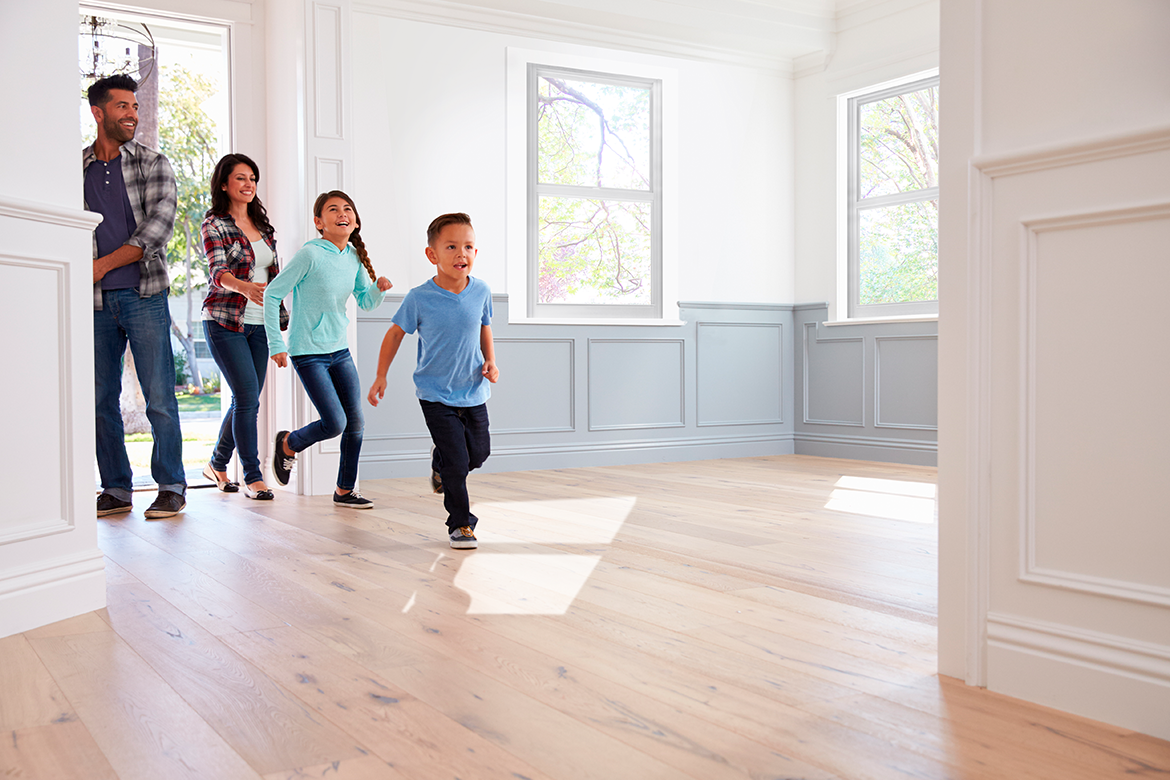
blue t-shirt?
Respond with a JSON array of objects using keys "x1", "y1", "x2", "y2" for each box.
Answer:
[
  {"x1": 392, "y1": 277, "x2": 493, "y2": 407},
  {"x1": 84, "y1": 154, "x2": 141, "y2": 290}
]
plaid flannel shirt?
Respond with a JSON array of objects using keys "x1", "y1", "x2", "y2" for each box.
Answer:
[
  {"x1": 83, "y1": 140, "x2": 178, "y2": 310},
  {"x1": 200, "y1": 213, "x2": 289, "y2": 332}
]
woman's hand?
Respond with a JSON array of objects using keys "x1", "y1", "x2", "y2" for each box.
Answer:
[
  {"x1": 239, "y1": 280, "x2": 267, "y2": 306},
  {"x1": 271, "y1": 352, "x2": 288, "y2": 368},
  {"x1": 376, "y1": 276, "x2": 393, "y2": 292}
]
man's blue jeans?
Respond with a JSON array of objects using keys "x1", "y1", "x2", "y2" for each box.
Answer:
[
  {"x1": 420, "y1": 400, "x2": 490, "y2": 532},
  {"x1": 94, "y1": 289, "x2": 186, "y2": 499},
  {"x1": 204, "y1": 320, "x2": 269, "y2": 485},
  {"x1": 289, "y1": 349, "x2": 365, "y2": 491}
]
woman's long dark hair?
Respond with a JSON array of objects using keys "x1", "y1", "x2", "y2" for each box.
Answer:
[
  {"x1": 207, "y1": 153, "x2": 274, "y2": 236},
  {"x1": 313, "y1": 190, "x2": 377, "y2": 283}
]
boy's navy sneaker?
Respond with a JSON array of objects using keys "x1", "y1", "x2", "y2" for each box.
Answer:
[
  {"x1": 273, "y1": 431, "x2": 295, "y2": 486},
  {"x1": 333, "y1": 490, "x2": 373, "y2": 509},
  {"x1": 449, "y1": 526, "x2": 477, "y2": 549},
  {"x1": 96, "y1": 493, "x2": 132, "y2": 517}
]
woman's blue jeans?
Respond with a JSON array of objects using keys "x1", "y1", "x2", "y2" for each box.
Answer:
[
  {"x1": 204, "y1": 320, "x2": 269, "y2": 484},
  {"x1": 420, "y1": 400, "x2": 490, "y2": 532},
  {"x1": 93, "y1": 289, "x2": 186, "y2": 499},
  {"x1": 289, "y1": 349, "x2": 364, "y2": 491}
]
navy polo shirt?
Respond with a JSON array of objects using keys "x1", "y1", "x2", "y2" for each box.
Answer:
[{"x1": 85, "y1": 154, "x2": 141, "y2": 290}]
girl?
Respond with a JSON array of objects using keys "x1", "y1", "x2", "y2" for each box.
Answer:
[
  {"x1": 263, "y1": 191, "x2": 392, "y2": 508},
  {"x1": 201, "y1": 153, "x2": 288, "y2": 501}
]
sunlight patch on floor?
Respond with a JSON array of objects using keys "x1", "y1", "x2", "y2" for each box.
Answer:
[
  {"x1": 448, "y1": 496, "x2": 637, "y2": 614},
  {"x1": 826, "y1": 476, "x2": 936, "y2": 523},
  {"x1": 454, "y1": 554, "x2": 603, "y2": 614}
]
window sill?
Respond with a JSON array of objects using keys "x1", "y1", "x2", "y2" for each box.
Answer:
[{"x1": 824, "y1": 314, "x2": 938, "y2": 327}]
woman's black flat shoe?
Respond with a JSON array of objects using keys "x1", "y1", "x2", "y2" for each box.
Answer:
[
  {"x1": 202, "y1": 463, "x2": 240, "y2": 493},
  {"x1": 243, "y1": 485, "x2": 274, "y2": 501}
]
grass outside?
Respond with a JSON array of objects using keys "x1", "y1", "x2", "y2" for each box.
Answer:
[
  {"x1": 124, "y1": 418, "x2": 220, "y2": 469},
  {"x1": 176, "y1": 392, "x2": 222, "y2": 412}
]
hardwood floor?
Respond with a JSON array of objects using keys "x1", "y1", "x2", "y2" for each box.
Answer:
[{"x1": 3, "y1": 455, "x2": 1167, "y2": 779}]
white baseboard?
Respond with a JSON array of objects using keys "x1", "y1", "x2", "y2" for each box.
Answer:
[
  {"x1": 987, "y1": 612, "x2": 1170, "y2": 740},
  {"x1": 0, "y1": 549, "x2": 106, "y2": 639}
]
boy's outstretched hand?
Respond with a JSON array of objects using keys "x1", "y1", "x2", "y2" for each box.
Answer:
[
  {"x1": 367, "y1": 376, "x2": 387, "y2": 406},
  {"x1": 482, "y1": 360, "x2": 499, "y2": 383}
]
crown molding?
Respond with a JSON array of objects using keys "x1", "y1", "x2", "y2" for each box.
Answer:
[{"x1": 353, "y1": 0, "x2": 833, "y2": 73}]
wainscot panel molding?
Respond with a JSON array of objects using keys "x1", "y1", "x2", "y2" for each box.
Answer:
[
  {"x1": 696, "y1": 322, "x2": 784, "y2": 427},
  {"x1": 971, "y1": 123, "x2": 1170, "y2": 739},
  {"x1": 875, "y1": 334, "x2": 938, "y2": 430},
  {"x1": 0, "y1": 196, "x2": 104, "y2": 639},
  {"x1": 795, "y1": 305, "x2": 937, "y2": 465},
  {"x1": 357, "y1": 298, "x2": 799, "y2": 477}
]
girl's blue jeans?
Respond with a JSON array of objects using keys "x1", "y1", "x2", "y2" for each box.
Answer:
[
  {"x1": 289, "y1": 349, "x2": 364, "y2": 491},
  {"x1": 204, "y1": 320, "x2": 269, "y2": 485}
]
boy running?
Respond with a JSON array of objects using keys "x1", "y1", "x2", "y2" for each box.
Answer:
[{"x1": 367, "y1": 213, "x2": 498, "y2": 548}]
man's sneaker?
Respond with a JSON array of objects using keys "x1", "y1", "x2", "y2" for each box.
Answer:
[
  {"x1": 333, "y1": 490, "x2": 373, "y2": 509},
  {"x1": 429, "y1": 445, "x2": 443, "y2": 494},
  {"x1": 96, "y1": 494, "x2": 132, "y2": 517},
  {"x1": 144, "y1": 490, "x2": 186, "y2": 520},
  {"x1": 449, "y1": 526, "x2": 477, "y2": 549},
  {"x1": 273, "y1": 431, "x2": 295, "y2": 486}
]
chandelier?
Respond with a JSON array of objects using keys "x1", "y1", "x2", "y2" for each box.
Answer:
[{"x1": 80, "y1": 15, "x2": 157, "y2": 84}]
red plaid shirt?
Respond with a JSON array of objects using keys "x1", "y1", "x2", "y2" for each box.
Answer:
[{"x1": 200, "y1": 213, "x2": 289, "y2": 332}]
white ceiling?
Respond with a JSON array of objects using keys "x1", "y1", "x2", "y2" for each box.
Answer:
[{"x1": 359, "y1": 0, "x2": 910, "y2": 70}]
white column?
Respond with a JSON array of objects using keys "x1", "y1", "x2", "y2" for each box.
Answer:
[{"x1": 0, "y1": 0, "x2": 106, "y2": 637}]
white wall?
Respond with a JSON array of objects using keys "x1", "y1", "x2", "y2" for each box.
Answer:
[
  {"x1": 350, "y1": 11, "x2": 795, "y2": 306},
  {"x1": 939, "y1": 0, "x2": 1170, "y2": 739},
  {"x1": 0, "y1": 0, "x2": 105, "y2": 637},
  {"x1": 793, "y1": 1, "x2": 939, "y2": 320}
]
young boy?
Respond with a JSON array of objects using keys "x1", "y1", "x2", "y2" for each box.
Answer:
[{"x1": 367, "y1": 213, "x2": 498, "y2": 549}]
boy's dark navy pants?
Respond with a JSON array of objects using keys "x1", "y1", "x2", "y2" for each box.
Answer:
[{"x1": 420, "y1": 400, "x2": 490, "y2": 532}]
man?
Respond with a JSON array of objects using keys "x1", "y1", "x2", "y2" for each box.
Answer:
[{"x1": 84, "y1": 74, "x2": 186, "y2": 519}]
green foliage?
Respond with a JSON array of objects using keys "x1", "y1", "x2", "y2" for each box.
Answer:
[
  {"x1": 857, "y1": 84, "x2": 939, "y2": 305},
  {"x1": 859, "y1": 200, "x2": 938, "y2": 305},
  {"x1": 859, "y1": 86, "x2": 938, "y2": 198},
  {"x1": 201, "y1": 371, "x2": 221, "y2": 394},
  {"x1": 157, "y1": 63, "x2": 219, "y2": 295},
  {"x1": 173, "y1": 349, "x2": 189, "y2": 386},
  {"x1": 536, "y1": 75, "x2": 654, "y2": 305}
]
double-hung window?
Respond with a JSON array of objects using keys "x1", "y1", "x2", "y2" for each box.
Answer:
[
  {"x1": 846, "y1": 74, "x2": 939, "y2": 318},
  {"x1": 528, "y1": 66, "x2": 662, "y2": 319}
]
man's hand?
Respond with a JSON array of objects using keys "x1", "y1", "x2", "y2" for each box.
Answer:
[{"x1": 367, "y1": 376, "x2": 387, "y2": 406}]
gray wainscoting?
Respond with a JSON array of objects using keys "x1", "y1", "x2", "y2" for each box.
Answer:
[
  {"x1": 356, "y1": 297, "x2": 797, "y2": 478},
  {"x1": 356, "y1": 297, "x2": 936, "y2": 478},
  {"x1": 793, "y1": 304, "x2": 938, "y2": 465}
]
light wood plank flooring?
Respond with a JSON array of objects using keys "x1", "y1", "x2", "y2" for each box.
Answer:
[{"x1": 3, "y1": 455, "x2": 1167, "y2": 779}]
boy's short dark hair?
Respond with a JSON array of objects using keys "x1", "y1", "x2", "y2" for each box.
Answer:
[
  {"x1": 427, "y1": 213, "x2": 473, "y2": 245},
  {"x1": 87, "y1": 74, "x2": 138, "y2": 107}
]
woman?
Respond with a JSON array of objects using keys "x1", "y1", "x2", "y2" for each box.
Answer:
[
  {"x1": 263, "y1": 191, "x2": 392, "y2": 508},
  {"x1": 200, "y1": 153, "x2": 288, "y2": 500}
]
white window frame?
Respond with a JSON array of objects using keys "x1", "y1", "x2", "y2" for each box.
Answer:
[
  {"x1": 507, "y1": 48, "x2": 678, "y2": 325},
  {"x1": 840, "y1": 70, "x2": 939, "y2": 320}
]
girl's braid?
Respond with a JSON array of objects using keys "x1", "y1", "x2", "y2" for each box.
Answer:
[{"x1": 350, "y1": 228, "x2": 377, "y2": 283}]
